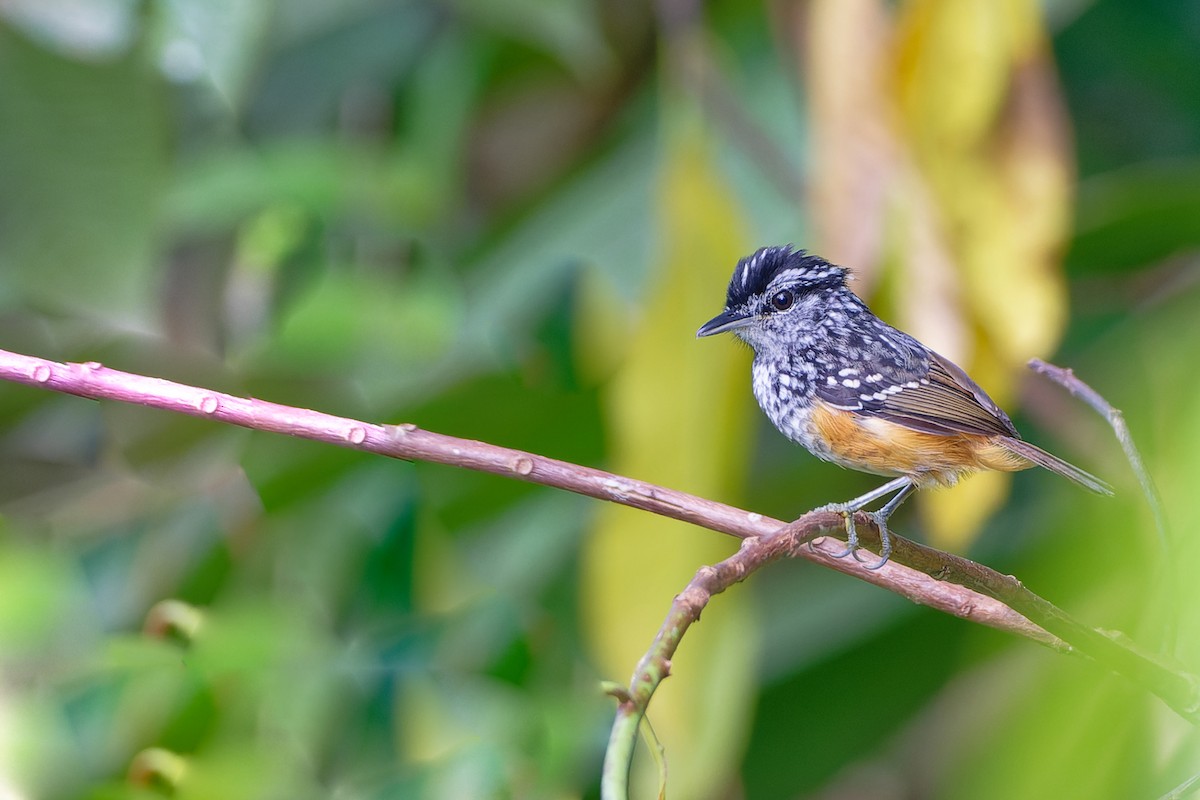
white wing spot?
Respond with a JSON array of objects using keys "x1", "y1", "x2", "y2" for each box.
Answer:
[
  {"x1": 842, "y1": 379, "x2": 860, "y2": 388},
  {"x1": 838, "y1": 367, "x2": 859, "y2": 377},
  {"x1": 865, "y1": 373, "x2": 883, "y2": 383}
]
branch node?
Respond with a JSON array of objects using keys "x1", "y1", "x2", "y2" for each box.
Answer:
[{"x1": 601, "y1": 681, "x2": 630, "y2": 700}]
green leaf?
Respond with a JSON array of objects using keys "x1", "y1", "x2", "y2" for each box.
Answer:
[
  {"x1": 1068, "y1": 161, "x2": 1200, "y2": 274},
  {"x1": 0, "y1": 23, "x2": 165, "y2": 320}
]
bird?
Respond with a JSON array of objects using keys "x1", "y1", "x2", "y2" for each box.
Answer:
[{"x1": 697, "y1": 245, "x2": 1111, "y2": 569}]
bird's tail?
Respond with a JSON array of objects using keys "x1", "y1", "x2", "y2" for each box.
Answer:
[{"x1": 999, "y1": 437, "x2": 1113, "y2": 496}]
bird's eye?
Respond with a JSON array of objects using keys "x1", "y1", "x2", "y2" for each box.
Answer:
[{"x1": 770, "y1": 290, "x2": 795, "y2": 311}]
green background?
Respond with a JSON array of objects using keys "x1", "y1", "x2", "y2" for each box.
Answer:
[{"x1": 0, "y1": 1, "x2": 1198, "y2": 798}]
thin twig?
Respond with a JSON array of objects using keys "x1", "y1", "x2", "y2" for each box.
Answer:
[
  {"x1": 1159, "y1": 771, "x2": 1200, "y2": 800},
  {"x1": 1028, "y1": 358, "x2": 1177, "y2": 654},
  {"x1": 602, "y1": 515, "x2": 834, "y2": 799},
  {"x1": 639, "y1": 715, "x2": 667, "y2": 800},
  {"x1": 1028, "y1": 358, "x2": 1168, "y2": 552}
]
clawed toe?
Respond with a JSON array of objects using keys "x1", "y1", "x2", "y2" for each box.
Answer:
[
  {"x1": 862, "y1": 511, "x2": 893, "y2": 570},
  {"x1": 819, "y1": 505, "x2": 859, "y2": 559},
  {"x1": 810, "y1": 480, "x2": 912, "y2": 569}
]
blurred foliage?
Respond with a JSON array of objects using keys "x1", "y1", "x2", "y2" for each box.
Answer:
[{"x1": 0, "y1": 1, "x2": 1197, "y2": 799}]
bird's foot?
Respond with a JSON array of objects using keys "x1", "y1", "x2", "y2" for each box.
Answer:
[
  {"x1": 810, "y1": 478, "x2": 913, "y2": 569},
  {"x1": 812, "y1": 502, "x2": 861, "y2": 560},
  {"x1": 811, "y1": 503, "x2": 892, "y2": 569}
]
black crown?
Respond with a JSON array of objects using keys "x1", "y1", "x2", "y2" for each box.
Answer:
[{"x1": 725, "y1": 245, "x2": 847, "y2": 309}]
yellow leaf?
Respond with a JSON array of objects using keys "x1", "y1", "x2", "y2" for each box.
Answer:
[
  {"x1": 805, "y1": 0, "x2": 896, "y2": 283},
  {"x1": 804, "y1": 0, "x2": 1075, "y2": 545},
  {"x1": 894, "y1": 0, "x2": 1071, "y2": 371},
  {"x1": 579, "y1": 120, "x2": 757, "y2": 798},
  {"x1": 894, "y1": 0, "x2": 1072, "y2": 542},
  {"x1": 895, "y1": 0, "x2": 1014, "y2": 159}
]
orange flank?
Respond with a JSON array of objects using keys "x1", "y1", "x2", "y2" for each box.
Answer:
[{"x1": 810, "y1": 401, "x2": 1031, "y2": 487}]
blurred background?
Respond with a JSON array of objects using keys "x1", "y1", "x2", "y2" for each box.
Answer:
[{"x1": 0, "y1": 0, "x2": 1198, "y2": 797}]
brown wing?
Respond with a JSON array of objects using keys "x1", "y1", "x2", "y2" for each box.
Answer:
[
  {"x1": 874, "y1": 352, "x2": 1020, "y2": 438},
  {"x1": 815, "y1": 347, "x2": 1020, "y2": 439},
  {"x1": 812, "y1": 336, "x2": 1113, "y2": 493}
]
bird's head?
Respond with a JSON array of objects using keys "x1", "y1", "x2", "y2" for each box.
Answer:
[{"x1": 697, "y1": 245, "x2": 851, "y2": 355}]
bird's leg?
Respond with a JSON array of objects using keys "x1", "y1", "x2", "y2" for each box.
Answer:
[
  {"x1": 859, "y1": 480, "x2": 916, "y2": 569},
  {"x1": 814, "y1": 477, "x2": 914, "y2": 568}
]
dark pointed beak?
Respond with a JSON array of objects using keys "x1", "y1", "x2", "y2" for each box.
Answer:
[{"x1": 696, "y1": 309, "x2": 753, "y2": 338}]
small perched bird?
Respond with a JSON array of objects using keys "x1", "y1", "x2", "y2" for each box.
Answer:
[{"x1": 697, "y1": 245, "x2": 1111, "y2": 568}]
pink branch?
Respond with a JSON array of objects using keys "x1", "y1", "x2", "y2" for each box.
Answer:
[{"x1": 0, "y1": 346, "x2": 1045, "y2": 638}]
